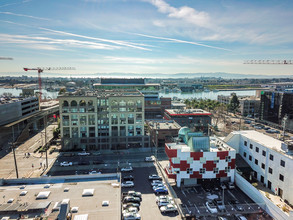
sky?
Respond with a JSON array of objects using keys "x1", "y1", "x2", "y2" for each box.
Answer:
[{"x1": 0, "y1": 0, "x2": 293, "y2": 77}]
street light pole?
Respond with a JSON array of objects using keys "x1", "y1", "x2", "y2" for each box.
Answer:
[
  {"x1": 44, "y1": 116, "x2": 48, "y2": 168},
  {"x1": 11, "y1": 125, "x2": 19, "y2": 178},
  {"x1": 11, "y1": 144, "x2": 19, "y2": 178}
]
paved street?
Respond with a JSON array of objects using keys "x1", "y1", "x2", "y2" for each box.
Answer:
[{"x1": 0, "y1": 123, "x2": 58, "y2": 179}]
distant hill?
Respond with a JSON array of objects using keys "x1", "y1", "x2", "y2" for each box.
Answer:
[{"x1": 1, "y1": 71, "x2": 292, "y2": 79}]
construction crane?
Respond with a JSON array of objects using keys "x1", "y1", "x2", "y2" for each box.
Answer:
[
  {"x1": 0, "y1": 57, "x2": 13, "y2": 60},
  {"x1": 244, "y1": 60, "x2": 293, "y2": 65},
  {"x1": 23, "y1": 67, "x2": 75, "y2": 101}
]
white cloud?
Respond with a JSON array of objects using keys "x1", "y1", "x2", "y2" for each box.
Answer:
[{"x1": 147, "y1": 0, "x2": 211, "y2": 28}]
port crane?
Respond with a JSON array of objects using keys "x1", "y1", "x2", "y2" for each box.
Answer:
[
  {"x1": 244, "y1": 60, "x2": 293, "y2": 65},
  {"x1": 23, "y1": 67, "x2": 75, "y2": 101}
]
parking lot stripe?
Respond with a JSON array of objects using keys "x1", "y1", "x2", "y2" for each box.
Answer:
[
  {"x1": 194, "y1": 204, "x2": 200, "y2": 214},
  {"x1": 227, "y1": 189, "x2": 237, "y2": 200},
  {"x1": 181, "y1": 189, "x2": 186, "y2": 197}
]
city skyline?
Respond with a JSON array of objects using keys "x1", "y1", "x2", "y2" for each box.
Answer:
[{"x1": 0, "y1": 0, "x2": 293, "y2": 77}]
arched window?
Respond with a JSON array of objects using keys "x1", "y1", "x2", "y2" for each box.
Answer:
[
  {"x1": 112, "y1": 100, "x2": 118, "y2": 106},
  {"x1": 88, "y1": 100, "x2": 93, "y2": 106},
  {"x1": 79, "y1": 100, "x2": 86, "y2": 106},
  {"x1": 63, "y1": 100, "x2": 69, "y2": 107},
  {"x1": 119, "y1": 100, "x2": 126, "y2": 106},
  {"x1": 71, "y1": 100, "x2": 77, "y2": 106}
]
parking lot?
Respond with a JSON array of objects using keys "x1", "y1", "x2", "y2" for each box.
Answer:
[
  {"x1": 173, "y1": 184, "x2": 272, "y2": 219},
  {"x1": 121, "y1": 166, "x2": 180, "y2": 220}
]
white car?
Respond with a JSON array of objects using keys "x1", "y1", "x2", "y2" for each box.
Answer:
[
  {"x1": 123, "y1": 212, "x2": 141, "y2": 220},
  {"x1": 60, "y1": 162, "x2": 72, "y2": 167},
  {"x1": 122, "y1": 206, "x2": 139, "y2": 215},
  {"x1": 227, "y1": 182, "x2": 235, "y2": 189},
  {"x1": 145, "y1": 156, "x2": 155, "y2": 162},
  {"x1": 156, "y1": 195, "x2": 172, "y2": 203},
  {"x1": 151, "y1": 180, "x2": 163, "y2": 186},
  {"x1": 148, "y1": 174, "x2": 162, "y2": 180},
  {"x1": 77, "y1": 151, "x2": 90, "y2": 156},
  {"x1": 206, "y1": 201, "x2": 218, "y2": 214},
  {"x1": 157, "y1": 198, "x2": 173, "y2": 207},
  {"x1": 89, "y1": 170, "x2": 101, "y2": 175},
  {"x1": 160, "y1": 204, "x2": 177, "y2": 214},
  {"x1": 121, "y1": 167, "x2": 133, "y2": 172},
  {"x1": 152, "y1": 184, "x2": 165, "y2": 190},
  {"x1": 122, "y1": 181, "x2": 134, "y2": 188}
]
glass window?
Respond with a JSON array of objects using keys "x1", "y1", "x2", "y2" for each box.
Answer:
[
  {"x1": 128, "y1": 114, "x2": 134, "y2": 124},
  {"x1": 249, "y1": 155, "x2": 252, "y2": 161},
  {"x1": 63, "y1": 100, "x2": 69, "y2": 107},
  {"x1": 128, "y1": 125, "x2": 134, "y2": 136},
  {"x1": 244, "y1": 141, "x2": 247, "y2": 146},
  {"x1": 71, "y1": 115, "x2": 78, "y2": 126},
  {"x1": 214, "y1": 157, "x2": 219, "y2": 164},
  {"x1": 112, "y1": 100, "x2": 118, "y2": 106},
  {"x1": 261, "y1": 163, "x2": 265, "y2": 169},
  {"x1": 262, "y1": 150, "x2": 266, "y2": 156},
  {"x1": 88, "y1": 115, "x2": 95, "y2": 125},
  {"x1": 111, "y1": 114, "x2": 118, "y2": 124},
  {"x1": 120, "y1": 126, "x2": 126, "y2": 136},
  {"x1": 225, "y1": 156, "x2": 231, "y2": 162},
  {"x1": 213, "y1": 168, "x2": 219, "y2": 174},
  {"x1": 71, "y1": 100, "x2": 77, "y2": 106},
  {"x1": 269, "y1": 167, "x2": 273, "y2": 174},
  {"x1": 243, "y1": 152, "x2": 247, "y2": 157},
  {"x1": 280, "y1": 160, "x2": 285, "y2": 167},
  {"x1": 199, "y1": 168, "x2": 206, "y2": 174},
  {"x1": 269, "y1": 154, "x2": 274, "y2": 161},
  {"x1": 80, "y1": 127, "x2": 87, "y2": 137},
  {"x1": 79, "y1": 100, "x2": 86, "y2": 106},
  {"x1": 62, "y1": 115, "x2": 69, "y2": 126},
  {"x1": 71, "y1": 127, "x2": 78, "y2": 138},
  {"x1": 63, "y1": 127, "x2": 70, "y2": 137},
  {"x1": 187, "y1": 168, "x2": 193, "y2": 174},
  {"x1": 255, "y1": 159, "x2": 258, "y2": 165},
  {"x1": 136, "y1": 125, "x2": 142, "y2": 135},
  {"x1": 225, "y1": 166, "x2": 231, "y2": 173},
  {"x1": 279, "y1": 174, "x2": 284, "y2": 181},
  {"x1": 136, "y1": 113, "x2": 142, "y2": 124},
  {"x1": 250, "y1": 144, "x2": 253, "y2": 149},
  {"x1": 80, "y1": 115, "x2": 87, "y2": 126},
  {"x1": 120, "y1": 114, "x2": 126, "y2": 124}
]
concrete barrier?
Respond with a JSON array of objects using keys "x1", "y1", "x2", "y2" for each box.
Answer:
[{"x1": 235, "y1": 173, "x2": 292, "y2": 220}]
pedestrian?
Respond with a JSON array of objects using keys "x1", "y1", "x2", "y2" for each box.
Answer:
[
  {"x1": 32, "y1": 164, "x2": 34, "y2": 168},
  {"x1": 24, "y1": 153, "x2": 26, "y2": 158}
]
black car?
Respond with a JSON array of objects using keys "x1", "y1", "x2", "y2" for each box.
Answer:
[
  {"x1": 123, "y1": 175, "x2": 134, "y2": 181},
  {"x1": 93, "y1": 160, "x2": 104, "y2": 165},
  {"x1": 123, "y1": 196, "x2": 141, "y2": 204},
  {"x1": 78, "y1": 161, "x2": 90, "y2": 165}
]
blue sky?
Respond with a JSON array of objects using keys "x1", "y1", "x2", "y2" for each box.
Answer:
[{"x1": 0, "y1": 0, "x2": 293, "y2": 77}]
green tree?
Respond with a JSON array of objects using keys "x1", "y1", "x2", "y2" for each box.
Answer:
[
  {"x1": 59, "y1": 88, "x2": 66, "y2": 95},
  {"x1": 228, "y1": 94, "x2": 240, "y2": 113}
]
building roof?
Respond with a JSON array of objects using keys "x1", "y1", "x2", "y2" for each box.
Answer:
[
  {"x1": 166, "y1": 136, "x2": 235, "y2": 153},
  {"x1": 147, "y1": 120, "x2": 181, "y2": 130},
  {"x1": 231, "y1": 130, "x2": 292, "y2": 158},
  {"x1": 0, "y1": 175, "x2": 120, "y2": 219},
  {"x1": 59, "y1": 89, "x2": 143, "y2": 98},
  {"x1": 165, "y1": 109, "x2": 211, "y2": 116}
]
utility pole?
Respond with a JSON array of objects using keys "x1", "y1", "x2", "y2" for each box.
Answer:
[
  {"x1": 44, "y1": 116, "x2": 48, "y2": 168},
  {"x1": 11, "y1": 125, "x2": 19, "y2": 178}
]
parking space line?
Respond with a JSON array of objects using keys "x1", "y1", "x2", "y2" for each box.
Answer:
[
  {"x1": 227, "y1": 189, "x2": 237, "y2": 200},
  {"x1": 181, "y1": 189, "x2": 186, "y2": 197},
  {"x1": 193, "y1": 187, "x2": 198, "y2": 193},
  {"x1": 245, "y1": 200, "x2": 253, "y2": 211},
  {"x1": 188, "y1": 200, "x2": 192, "y2": 206},
  {"x1": 194, "y1": 204, "x2": 200, "y2": 214}
]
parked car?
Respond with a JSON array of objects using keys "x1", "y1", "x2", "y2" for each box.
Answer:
[
  {"x1": 213, "y1": 199, "x2": 225, "y2": 212},
  {"x1": 156, "y1": 195, "x2": 173, "y2": 203},
  {"x1": 145, "y1": 156, "x2": 155, "y2": 162},
  {"x1": 206, "y1": 201, "x2": 218, "y2": 214},
  {"x1": 152, "y1": 184, "x2": 166, "y2": 190},
  {"x1": 78, "y1": 161, "x2": 90, "y2": 165},
  {"x1": 77, "y1": 151, "x2": 90, "y2": 156},
  {"x1": 60, "y1": 161, "x2": 72, "y2": 167},
  {"x1": 157, "y1": 198, "x2": 174, "y2": 207},
  {"x1": 229, "y1": 200, "x2": 244, "y2": 211},
  {"x1": 148, "y1": 174, "x2": 162, "y2": 180},
  {"x1": 160, "y1": 204, "x2": 177, "y2": 214},
  {"x1": 123, "y1": 203, "x2": 140, "y2": 211},
  {"x1": 227, "y1": 182, "x2": 235, "y2": 189},
  {"x1": 121, "y1": 167, "x2": 133, "y2": 172},
  {"x1": 123, "y1": 212, "x2": 141, "y2": 220},
  {"x1": 127, "y1": 191, "x2": 142, "y2": 198},
  {"x1": 89, "y1": 170, "x2": 101, "y2": 175},
  {"x1": 123, "y1": 196, "x2": 141, "y2": 204},
  {"x1": 234, "y1": 214, "x2": 247, "y2": 220},
  {"x1": 154, "y1": 187, "x2": 168, "y2": 194},
  {"x1": 123, "y1": 175, "x2": 134, "y2": 181},
  {"x1": 122, "y1": 181, "x2": 135, "y2": 188},
  {"x1": 151, "y1": 180, "x2": 163, "y2": 186},
  {"x1": 122, "y1": 206, "x2": 139, "y2": 215}
]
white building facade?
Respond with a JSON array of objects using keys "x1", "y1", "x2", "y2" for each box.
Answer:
[{"x1": 225, "y1": 130, "x2": 293, "y2": 205}]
